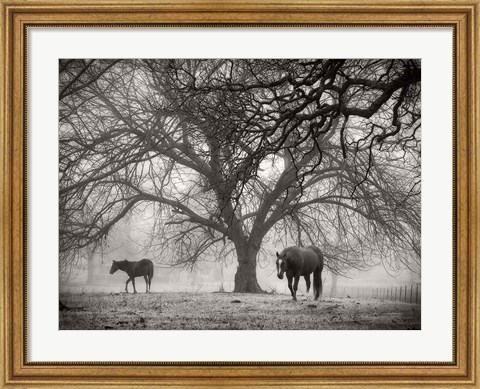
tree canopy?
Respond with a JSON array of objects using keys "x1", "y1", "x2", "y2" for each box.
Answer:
[{"x1": 59, "y1": 59, "x2": 421, "y2": 292}]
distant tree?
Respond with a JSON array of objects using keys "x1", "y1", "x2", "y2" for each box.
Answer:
[{"x1": 59, "y1": 59, "x2": 421, "y2": 292}]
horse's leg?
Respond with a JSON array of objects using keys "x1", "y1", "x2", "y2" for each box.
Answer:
[
  {"x1": 125, "y1": 278, "x2": 131, "y2": 293},
  {"x1": 293, "y1": 276, "x2": 300, "y2": 301},
  {"x1": 304, "y1": 275, "x2": 311, "y2": 293},
  {"x1": 144, "y1": 275, "x2": 148, "y2": 293},
  {"x1": 287, "y1": 275, "x2": 295, "y2": 301},
  {"x1": 132, "y1": 278, "x2": 137, "y2": 294}
]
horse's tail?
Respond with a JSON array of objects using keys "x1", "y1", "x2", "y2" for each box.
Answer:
[
  {"x1": 310, "y1": 246, "x2": 324, "y2": 300},
  {"x1": 312, "y1": 267, "x2": 323, "y2": 300},
  {"x1": 148, "y1": 262, "x2": 154, "y2": 280}
]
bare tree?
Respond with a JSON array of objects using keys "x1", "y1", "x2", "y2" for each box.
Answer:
[{"x1": 59, "y1": 59, "x2": 421, "y2": 293}]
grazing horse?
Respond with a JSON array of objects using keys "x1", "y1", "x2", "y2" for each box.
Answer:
[
  {"x1": 109, "y1": 259, "x2": 154, "y2": 294},
  {"x1": 276, "y1": 245, "x2": 324, "y2": 301}
]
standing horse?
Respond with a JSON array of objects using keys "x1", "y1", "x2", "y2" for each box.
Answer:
[
  {"x1": 109, "y1": 259, "x2": 154, "y2": 294},
  {"x1": 276, "y1": 246, "x2": 324, "y2": 301}
]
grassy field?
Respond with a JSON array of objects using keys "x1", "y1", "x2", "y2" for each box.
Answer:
[{"x1": 59, "y1": 292, "x2": 420, "y2": 330}]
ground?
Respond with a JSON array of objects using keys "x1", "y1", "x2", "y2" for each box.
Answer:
[{"x1": 59, "y1": 292, "x2": 421, "y2": 330}]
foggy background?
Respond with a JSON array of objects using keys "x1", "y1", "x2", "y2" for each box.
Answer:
[{"x1": 60, "y1": 216, "x2": 420, "y2": 302}]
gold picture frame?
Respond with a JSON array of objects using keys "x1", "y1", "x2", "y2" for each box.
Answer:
[{"x1": 1, "y1": 0, "x2": 478, "y2": 387}]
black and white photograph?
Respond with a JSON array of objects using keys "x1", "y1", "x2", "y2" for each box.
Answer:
[{"x1": 58, "y1": 58, "x2": 421, "y2": 331}]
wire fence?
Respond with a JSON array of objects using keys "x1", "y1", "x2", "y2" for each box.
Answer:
[
  {"x1": 328, "y1": 283, "x2": 421, "y2": 304},
  {"x1": 260, "y1": 281, "x2": 421, "y2": 305}
]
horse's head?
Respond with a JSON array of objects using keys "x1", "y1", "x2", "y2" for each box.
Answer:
[
  {"x1": 109, "y1": 260, "x2": 119, "y2": 274},
  {"x1": 276, "y1": 251, "x2": 287, "y2": 279}
]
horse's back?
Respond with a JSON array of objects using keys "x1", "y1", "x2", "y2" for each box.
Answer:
[
  {"x1": 299, "y1": 246, "x2": 323, "y2": 274},
  {"x1": 134, "y1": 258, "x2": 154, "y2": 276},
  {"x1": 281, "y1": 245, "x2": 323, "y2": 275}
]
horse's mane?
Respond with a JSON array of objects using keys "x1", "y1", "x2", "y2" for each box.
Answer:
[
  {"x1": 115, "y1": 260, "x2": 129, "y2": 268},
  {"x1": 280, "y1": 246, "x2": 301, "y2": 257}
]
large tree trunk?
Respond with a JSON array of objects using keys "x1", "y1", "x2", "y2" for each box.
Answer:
[{"x1": 233, "y1": 244, "x2": 265, "y2": 293}]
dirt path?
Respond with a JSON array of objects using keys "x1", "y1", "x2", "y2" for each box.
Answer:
[{"x1": 59, "y1": 292, "x2": 420, "y2": 330}]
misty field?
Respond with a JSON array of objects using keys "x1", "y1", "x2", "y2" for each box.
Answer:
[{"x1": 59, "y1": 292, "x2": 420, "y2": 330}]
